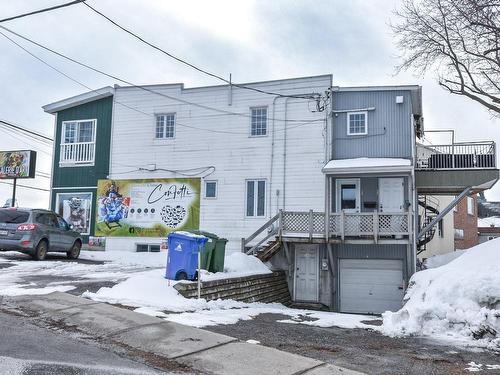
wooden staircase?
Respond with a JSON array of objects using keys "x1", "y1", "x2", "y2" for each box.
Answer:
[
  {"x1": 256, "y1": 240, "x2": 282, "y2": 262},
  {"x1": 174, "y1": 271, "x2": 291, "y2": 305}
]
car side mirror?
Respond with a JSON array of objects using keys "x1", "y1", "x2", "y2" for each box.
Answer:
[{"x1": 69, "y1": 224, "x2": 74, "y2": 230}]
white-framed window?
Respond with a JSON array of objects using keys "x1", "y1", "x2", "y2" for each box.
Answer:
[
  {"x1": 246, "y1": 180, "x2": 266, "y2": 217},
  {"x1": 60, "y1": 119, "x2": 96, "y2": 165},
  {"x1": 467, "y1": 196, "x2": 474, "y2": 215},
  {"x1": 55, "y1": 192, "x2": 93, "y2": 235},
  {"x1": 155, "y1": 114, "x2": 176, "y2": 139},
  {"x1": 488, "y1": 236, "x2": 496, "y2": 241},
  {"x1": 335, "y1": 178, "x2": 360, "y2": 212},
  {"x1": 347, "y1": 111, "x2": 368, "y2": 135},
  {"x1": 454, "y1": 228, "x2": 464, "y2": 239},
  {"x1": 204, "y1": 180, "x2": 217, "y2": 199},
  {"x1": 250, "y1": 107, "x2": 267, "y2": 136}
]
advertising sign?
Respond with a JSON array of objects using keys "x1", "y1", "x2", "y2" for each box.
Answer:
[
  {"x1": 0, "y1": 150, "x2": 37, "y2": 179},
  {"x1": 95, "y1": 178, "x2": 200, "y2": 237},
  {"x1": 55, "y1": 192, "x2": 93, "y2": 235}
]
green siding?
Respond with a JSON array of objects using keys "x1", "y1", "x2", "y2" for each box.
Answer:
[
  {"x1": 50, "y1": 96, "x2": 113, "y2": 242},
  {"x1": 52, "y1": 96, "x2": 113, "y2": 188}
]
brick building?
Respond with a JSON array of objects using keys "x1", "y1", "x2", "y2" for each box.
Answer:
[{"x1": 454, "y1": 194, "x2": 479, "y2": 249}]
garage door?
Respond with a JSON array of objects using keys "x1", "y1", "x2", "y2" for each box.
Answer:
[{"x1": 339, "y1": 259, "x2": 404, "y2": 314}]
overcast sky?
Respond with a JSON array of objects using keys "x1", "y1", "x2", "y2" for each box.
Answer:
[{"x1": 0, "y1": 0, "x2": 499, "y2": 208}]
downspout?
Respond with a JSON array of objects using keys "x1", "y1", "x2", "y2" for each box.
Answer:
[{"x1": 269, "y1": 95, "x2": 284, "y2": 218}]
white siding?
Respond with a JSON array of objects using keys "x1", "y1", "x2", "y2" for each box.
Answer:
[{"x1": 107, "y1": 76, "x2": 332, "y2": 252}]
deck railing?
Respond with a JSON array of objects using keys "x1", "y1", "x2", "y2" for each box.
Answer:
[
  {"x1": 60, "y1": 142, "x2": 95, "y2": 165},
  {"x1": 242, "y1": 210, "x2": 411, "y2": 252},
  {"x1": 416, "y1": 141, "x2": 496, "y2": 169}
]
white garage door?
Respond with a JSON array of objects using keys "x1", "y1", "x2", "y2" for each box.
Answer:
[{"x1": 339, "y1": 259, "x2": 404, "y2": 314}]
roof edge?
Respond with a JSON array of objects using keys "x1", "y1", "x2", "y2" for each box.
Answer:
[{"x1": 43, "y1": 86, "x2": 114, "y2": 114}]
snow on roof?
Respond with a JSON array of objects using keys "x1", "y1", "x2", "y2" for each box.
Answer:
[
  {"x1": 478, "y1": 216, "x2": 500, "y2": 228},
  {"x1": 323, "y1": 158, "x2": 412, "y2": 174}
]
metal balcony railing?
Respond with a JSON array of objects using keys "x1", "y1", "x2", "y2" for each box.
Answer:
[
  {"x1": 416, "y1": 141, "x2": 496, "y2": 170},
  {"x1": 60, "y1": 142, "x2": 95, "y2": 165}
]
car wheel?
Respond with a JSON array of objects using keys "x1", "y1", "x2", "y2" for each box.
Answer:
[
  {"x1": 67, "y1": 241, "x2": 81, "y2": 260},
  {"x1": 34, "y1": 240, "x2": 48, "y2": 261}
]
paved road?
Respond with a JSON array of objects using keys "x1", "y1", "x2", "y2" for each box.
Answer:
[
  {"x1": 0, "y1": 310, "x2": 167, "y2": 375},
  {"x1": 206, "y1": 313, "x2": 500, "y2": 375}
]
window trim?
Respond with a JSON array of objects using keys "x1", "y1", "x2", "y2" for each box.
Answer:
[
  {"x1": 249, "y1": 106, "x2": 268, "y2": 137},
  {"x1": 467, "y1": 196, "x2": 474, "y2": 216},
  {"x1": 55, "y1": 192, "x2": 93, "y2": 235},
  {"x1": 335, "y1": 178, "x2": 360, "y2": 213},
  {"x1": 245, "y1": 179, "x2": 267, "y2": 218},
  {"x1": 346, "y1": 111, "x2": 368, "y2": 136},
  {"x1": 204, "y1": 180, "x2": 218, "y2": 199},
  {"x1": 154, "y1": 113, "x2": 176, "y2": 140},
  {"x1": 60, "y1": 119, "x2": 97, "y2": 166}
]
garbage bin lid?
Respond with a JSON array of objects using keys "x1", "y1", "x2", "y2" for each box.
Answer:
[
  {"x1": 191, "y1": 230, "x2": 219, "y2": 239},
  {"x1": 169, "y1": 231, "x2": 209, "y2": 243}
]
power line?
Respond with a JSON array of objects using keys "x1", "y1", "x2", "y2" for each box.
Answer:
[
  {"x1": 0, "y1": 119, "x2": 53, "y2": 142},
  {"x1": 0, "y1": 180, "x2": 49, "y2": 192},
  {"x1": 0, "y1": 0, "x2": 85, "y2": 23},
  {"x1": 0, "y1": 29, "x2": 325, "y2": 136},
  {"x1": 82, "y1": 2, "x2": 316, "y2": 101},
  {"x1": 0, "y1": 125, "x2": 53, "y2": 156},
  {"x1": 0, "y1": 25, "x2": 323, "y2": 124}
]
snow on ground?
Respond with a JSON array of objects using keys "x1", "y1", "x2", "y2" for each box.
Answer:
[
  {"x1": 200, "y1": 252, "x2": 271, "y2": 281},
  {"x1": 382, "y1": 239, "x2": 500, "y2": 351},
  {"x1": 425, "y1": 249, "x2": 467, "y2": 269}
]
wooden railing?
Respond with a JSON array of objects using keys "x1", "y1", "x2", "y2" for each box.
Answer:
[
  {"x1": 242, "y1": 210, "x2": 411, "y2": 252},
  {"x1": 60, "y1": 142, "x2": 95, "y2": 165},
  {"x1": 416, "y1": 141, "x2": 496, "y2": 169}
]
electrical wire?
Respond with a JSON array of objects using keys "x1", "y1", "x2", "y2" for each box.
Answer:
[
  {"x1": 0, "y1": 125, "x2": 52, "y2": 156},
  {"x1": 0, "y1": 180, "x2": 50, "y2": 192},
  {"x1": 0, "y1": 30, "x2": 324, "y2": 136},
  {"x1": 0, "y1": 119, "x2": 53, "y2": 143},
  {"x1": 0, "y1": 25, "x2": 323, "y2": 124},
  {"x1": 82, "y1": 2, "x2": 316, "y2": 100},
  {"x1": 0, "y1": 0, "x2": 86, "y2": 23}
]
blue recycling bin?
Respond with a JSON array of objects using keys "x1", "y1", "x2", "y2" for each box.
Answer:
[{"x1": 165, "y1": 231, "x2": 208, "y2": 281}]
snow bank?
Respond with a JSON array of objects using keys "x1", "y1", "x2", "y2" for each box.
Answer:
[
  {"x1": 425, "y1": 249, "x2": 467, "y2": 269},
  {"x1": 382, "y1": 239, "x2": 500, "y2": 350},
  {"x1": 201, "y1": 252, "x2": 271, "y2": 281},
  {"x1": 478, "y1": 216, "x2": 500, "y2": 228},
  {"x1": 79, "y1": 250, "x2": 167, "y2": 268}
]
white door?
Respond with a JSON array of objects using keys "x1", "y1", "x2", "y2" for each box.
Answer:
[
  {"x1": 339, "y1": 259, "x2": 404, "y2": 314},
  {"x1": 294, "y1": 244, "x2": 319, "y2": 302},
  {"x1": 336, "y1": 179, "x2": 360, "y2": 213},
  {"x1": 378, "y1": 178, "x2": 404, "y2": 212}
]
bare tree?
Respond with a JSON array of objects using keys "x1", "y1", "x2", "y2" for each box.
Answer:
[{"x1": 393, "y1": 0, "x2": 500, "y2": 116}]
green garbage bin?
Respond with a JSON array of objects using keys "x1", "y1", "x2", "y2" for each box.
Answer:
[
  {"x1": 191, "y1": 230, "x2": 227, "y2": 273},
  {"x1": 192, "y1": 230, "x2": 218, "y2": 271},
  {"x1": 211, "y1": 237, "x2": 228, "y2": 273}
]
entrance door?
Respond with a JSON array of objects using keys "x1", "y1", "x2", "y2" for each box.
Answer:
[
  {"x1": 294, "y1": 244, "x2": 319, "y2": 302},
  {"x1": 379, "y1": 178, "x2": 404, "y2": 212},
  {"x1": 335, "y1": 179, "x2": 360, "y2": 212}
]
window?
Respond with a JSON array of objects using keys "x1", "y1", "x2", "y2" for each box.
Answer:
[
  {"x1": 57, "y1": 216, "x2": 69, "y2": 231},
  {"x1": 246, "y1": 180, "x2": 266, "y2": 217},
  {"x1": 205, "y1": 181, "x2": 217, "y2": 198},
  {"x1": 454, "y1": 228, "x2": 464, "y2": 240},
  {"x1": 136, "y1": 244, "x2": 161, "y2": 252},
  {"x1": 61, "y1": 120, "x2": 96, "y2": 165},
  {"x1": 467, "y1": 197, "x2": 474, "y2": 215},
  {"x1": 347, "y1": 111, "x2": 367, "y2": 135},
  {"x1": 488, "y1": 236, "x2": 496, "y2": 241},
  {"x1": 438, "y1": 219, "x2": 444, "y2": 238},
  {"x1": 250, "y1": 107, "x2": 267, "y2": 136},
  {"x1": 335, "y1": 179, "x2": 360, "y2": 212},
  {"x1": 155, "y1": 114, "x2": 176, "y2": 139}
]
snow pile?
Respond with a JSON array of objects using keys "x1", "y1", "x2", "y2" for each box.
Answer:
[
  {"x1": 200, "y1": 252, "x2": 271, "y2": 281},
  {"x1": 382, "y1": 239, "x2": 500, "y2": 350},
  {"x1": 425, "y1": 249, "x2": 467, "y2": 269},
  {"x1": 79, "y1": 250, "x2": 167, "y2": 268},
  {"x1": 478, "y1": 216, "x2": 500, "y2": 228}
]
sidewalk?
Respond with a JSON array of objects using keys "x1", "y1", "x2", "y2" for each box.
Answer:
[{"x1": 5, "y1": 292, "x2": 364, "y2": 375}]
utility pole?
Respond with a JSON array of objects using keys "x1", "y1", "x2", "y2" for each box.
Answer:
[{"x1": 11, "y1": 178, "x2": 17, "y2": 207}]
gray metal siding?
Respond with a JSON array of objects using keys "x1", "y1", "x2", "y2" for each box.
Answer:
[{"x1": 332, "y1": 90, "x2": 413, "y2": 159}]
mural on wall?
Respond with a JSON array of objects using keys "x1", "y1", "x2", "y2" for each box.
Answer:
[
  {"x1": 55, "y1": 193, "x2": 92, "y2": 235},
  {"x1": 95, "y1": 178, "x2": 200, "y2": 237}
]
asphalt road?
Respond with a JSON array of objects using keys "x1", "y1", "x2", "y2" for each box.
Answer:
[
  {"x1": 206, "y1": 313, "x2": 500, "y2": 375},
  {"x1": 0, "y1": 309, "x2": 165, "y2": 375}
]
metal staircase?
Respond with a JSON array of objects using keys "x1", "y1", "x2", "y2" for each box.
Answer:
[{"x1": 417, "y1": 196, "x2": 440, "y2": 254}]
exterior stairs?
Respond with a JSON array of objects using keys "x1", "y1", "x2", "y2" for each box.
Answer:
[
  {"x1": 417, "y1": 196, "x2": 440, "y2": 254},
  {"x1": 174, "y1": 271, "x2": 292, "y2": 305},
  {"x1": 255, "y1": 240, "x2": 281, "y2": 262}
]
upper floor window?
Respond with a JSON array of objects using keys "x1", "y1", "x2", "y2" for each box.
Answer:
[
  {"x1": 155, "y1": 114, "x2": 175, "y2": 139},
  {"x1": 467, "y1": 196, "x2": 474, "y2": 215},
  {"x1": 347, "y1": 111, "x2": 367, "y2": 135},
  {"x1": 60, "y1": 119, "x2": 96, "y2": 165},
  {"x1": 204, "y1": 181, "x2": 217, "y2": 199},
  {"x1": 250, "y1": 107, "x2": 267, "y2": 136}
]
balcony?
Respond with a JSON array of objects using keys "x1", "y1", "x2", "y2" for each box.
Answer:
[
  {"x1": 415, "y1": 141, "x2": 499, "y2": 194},
  {"x1": 59, "y1": 142, "x2": 95, "y2": 166}
]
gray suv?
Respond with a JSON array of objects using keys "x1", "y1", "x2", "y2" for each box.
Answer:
[{"x1": 0, "y1": 208, "x2": 82, "y2": 260}]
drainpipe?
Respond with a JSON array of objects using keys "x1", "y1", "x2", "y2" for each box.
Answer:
[{"x1": 269, "y1": 95, "x2": 284, "y2": 218}]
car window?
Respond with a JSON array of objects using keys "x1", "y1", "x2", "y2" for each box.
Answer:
[
  {"x1": 36, "y1": 213, "x2": 57, "y2": 227},
  {"x1": 46, "y1": 214, "x2": 58, "y2": 228},
  {"x1": 57, "y1": 216, "x2": 69, "y2": 230},
  {"x1": 0, "y1": 209, "x2": 29, "y2": 224}
]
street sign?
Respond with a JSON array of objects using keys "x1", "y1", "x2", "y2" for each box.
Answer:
[{"x1": 0, "y1": 150, "x2": 37, "y2": 179}]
